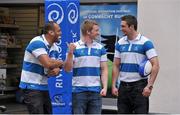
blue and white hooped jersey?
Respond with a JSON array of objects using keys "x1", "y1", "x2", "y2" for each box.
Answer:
[
  {"x1": 114, "y1": 33, "x2": 158, "y2": 82},
  {"x1": 19, "y1": 34, "x2": 59, "y2": 91},
  {"x1": 72, "y1": 40, "x2": 107, "y2": 93}
]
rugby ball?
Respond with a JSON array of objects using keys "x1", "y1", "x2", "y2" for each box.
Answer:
[{"x1": 139, "y1": 60, "x2": 152, "y2": 77}]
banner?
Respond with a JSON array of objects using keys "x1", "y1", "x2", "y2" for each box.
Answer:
[
  {"x1": 80, "y1": 3, "x2": 137, "y2": 96},
  {"x1": 45, "y1": 0, "x2": 80, "y2": 114}
]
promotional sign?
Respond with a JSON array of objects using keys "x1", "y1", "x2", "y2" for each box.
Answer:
[
  {"x1": 45, "y1": 0, "x2": 80, "y2": 114},
  {"x1": 80, "y1": 3, "x2": 137, "y2": 96}
]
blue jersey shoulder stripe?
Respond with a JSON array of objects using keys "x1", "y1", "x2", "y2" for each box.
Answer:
[
  {"x1": 73, "y1": 67, "x2": 100, "y2": 76},
  {"x1": 120, "y1": 63, "x2": 139, "y2": 72},
  {"x1": 26, "y1": 40, "x2": 48, "y2": 53},
  {"x1": 143, "y1": 41, "x2": 155, "y2": 51},
  {"x1": 72, "y1": 86, "x2": 101, "y2": 93},
  {"x1": 115, "y1": 43, "x2": 120, "y2": 51},
  {"x1": 101, "y1": 47, "x2": 107, "y2": 55},
  {"x1": 22, "y1": 61, "x2": 45, "y2": 75}
]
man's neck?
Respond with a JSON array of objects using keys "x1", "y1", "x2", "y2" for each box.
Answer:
[
  {"x1": 82, "y1": 35, "x2": 93, "y2": 46},
  {"x1": 127, "y1": 31, "x2": 138, "y2": 40},
  {"x1": 44, "y1": 34, "x2": 53, "y2": 46}
]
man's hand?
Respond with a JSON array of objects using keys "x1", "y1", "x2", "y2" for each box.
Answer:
[
  {"x1": 67, "y1": 42, "x2": 76, "y2": 54},
  {"x1": 64, "y1": 43, "x2": 76, "y2": 72},
  {"x1": 47, "y1": 68, "x2": 60, "y2": 76},
  {"x1": 142, "y1": 86, "x2": 152, "y2": 97},
  {"x1": 58, "y1": 60, "x2": 64, "y2": 68},
  {"x1": 112, "y1": 86, "x2": 119, "y2": 96},
  {"x1": 100, "y1": 88, "x2": 107, "y2": 97}
]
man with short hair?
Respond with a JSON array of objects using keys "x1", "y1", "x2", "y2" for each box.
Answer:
[
  {"x1": 111, "y1": 15, "x2": 160, "y2": 114},
  {"x1": 64, "y1": 20, "x2": 108, "y2": 114},
  {"x1": 19, "y1": 21, "x2": 63, "y2": 114}
]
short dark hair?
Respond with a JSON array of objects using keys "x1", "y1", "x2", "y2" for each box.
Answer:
[
  {"x1": 43, "y1": 21, "x2": 56, "y2": 34},
  {"x1": 121, "y1": 15, "x2": 137, "y2": 30}
]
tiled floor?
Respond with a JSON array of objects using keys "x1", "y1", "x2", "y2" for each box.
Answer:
[
  {"x1": 0, "y1": 98, "x2": 118, "y2": 114},
  {"x1": 0, "y1": 102, "x2": 28, "y2": 114}
]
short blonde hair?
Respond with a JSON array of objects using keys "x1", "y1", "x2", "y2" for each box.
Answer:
[{"x1": 81, "y1": 19, "x2": 98, "y2": 36}]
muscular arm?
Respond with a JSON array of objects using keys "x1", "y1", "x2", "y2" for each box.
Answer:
[
  {"x1": 147, "y1": 56, "x2": 160, "y2": 87},
  {"x1": 142, "y1": 56, "x2": 159, "y2": 97},
  {"x1": 111, "y1": 58, "x2": 120, "y2": 96},
  {"x1": 38, "y1": 54, "x2": 64, "y2": 69},
  {"x1": 100, "y1": 61, "x2": 108, "y2": 96},
  {"x1": 112, "y1": 58, "x2": 120, "y2": 88},
  {"x1": 101, "y1": 62, "x2": 108, "y2": 89},
  {"x1": 64, "y1": 52, "x2": 74, "y2": 72},
  {"x1": 64, "y1": 43, "x2": 76, "y2": 72}
]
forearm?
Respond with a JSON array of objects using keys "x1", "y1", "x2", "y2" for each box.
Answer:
[
  {"x1": 101, "y1": 69, "x2": 108, "y2": 90},
  {"x1": 38, "y1": 54, "x2": 63, "y2": 69},
  {"x1": 48, "y1": 59, "x2": 64, "y2": 69},
  {"x1": 147, "y1": 57, "x2": 160, "y2": 87},
  {"x1": 64, "y1": 52, "x2": 73, "y2": 72},
  {"x1": 100, "y1": 62, "x2": 108, "y2": 89},
  {"x1": 148, "y1": 64, "x2": 160, "y2": 86},
  {"x1": 112, "y1": 64, "x2": 119, "y2": 88}
]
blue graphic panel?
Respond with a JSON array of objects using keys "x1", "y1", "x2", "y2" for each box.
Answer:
[{"x1": 45, "y1": 0, "x2": 80, "y2": 114}]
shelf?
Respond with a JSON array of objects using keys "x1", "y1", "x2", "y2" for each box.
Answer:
[
  {"x1": 0, "y1": 64, "x2": 19, "y2": 69},
  {"x1": 0, "y1": 45, "x2": 21, "y2": 48},
  {"x1": 0, "y1": 22, "x2": 20, "y2": 101},
  {"x1": 0, "y1": 86, "x2": 17, "y2": 91},
  {"x1": 0, "y1": 94, "x2": 15, "y2": 99},
  {"x1": 0, "y1": 24, "x2": 19, "y2": 29}
]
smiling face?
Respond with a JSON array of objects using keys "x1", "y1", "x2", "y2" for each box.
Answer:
[
  {"x1": 81, "y1": 20, "x2": 100, "y2": 40},
  {"x1": 120, "y1": 15, "x2": 138, "y2": 36},
  {"x1": 44, "y1": 21, "x2": 62, "y2": 43},
  {"x1": 89, "y1": 24, "x2": 100, "y2": 40},
  {"x1": 121, "y1": 21, "x2": 131, "y2": 36},
  {"x1": 52, "y1": 23, "x2": 62, "y2": 42}
]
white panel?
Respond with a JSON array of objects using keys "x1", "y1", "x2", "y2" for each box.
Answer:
[{"x1": 138, "y1": 0, "x2": 180, "y2": 113}]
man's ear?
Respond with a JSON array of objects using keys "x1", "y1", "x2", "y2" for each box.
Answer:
[
  {"x1": 87, "y1": 30, "x2": 91, "y2": 35},
  {"x1": 130, "y1": 25, "x2": 134, "y2": 30},
  {"x1": 49, "y1": 30, "x2": 55, "y2": 36}
]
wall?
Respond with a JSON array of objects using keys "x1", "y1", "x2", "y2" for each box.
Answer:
[{"x1": 138, "y1": 0, "x2": 180, "y2": 113}]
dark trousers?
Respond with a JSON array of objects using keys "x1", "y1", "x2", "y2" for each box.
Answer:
[
  {"x1": 23, "y1": 89, "x2": 52, "y2": 114},
  {"x1": 117, "y1": 79, "x2": 149, "y2": 114}
]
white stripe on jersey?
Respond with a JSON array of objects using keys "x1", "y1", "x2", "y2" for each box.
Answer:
[
  {"x1": 21, "y1": 70, "x2": 48, "y2": 85},
  {"x1": 119, "y1": 72, "x2": 142, "y2": 82},
  {"x1": 120, "y1": 52, "x2": 146, "y2": 64},
  {"x1": 114, "y1": 49, "x2": 121, "y2": 58},
  {"x1": 146, "y1": 49, "x2": 158, "y2": 59},
  {"x1": 101, "y1": 54, "x2": 108, "y2": 61},
  {"x1": 74, "y1": 56, "x2": 100, "y2": 68},
  {"x1": 72, "y1": 76, "x2": 100, "y2": 87},
  {"x1": 24, "y1": 51, "x2": 42, "y2": 65},
  {"x1": 32, "y1": 48, "x2": 47, "y2": 58}
]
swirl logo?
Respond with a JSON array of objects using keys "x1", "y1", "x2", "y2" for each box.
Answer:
[
  {"x1": 67, "y1": 3, "x2": 78, "y2": 24},
  {"x1": 47, "y1": 3, "x2": 64, "y2": 24},
  {"x1": 52, "y1": 94, "x2": 65, "y2": 106}
]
